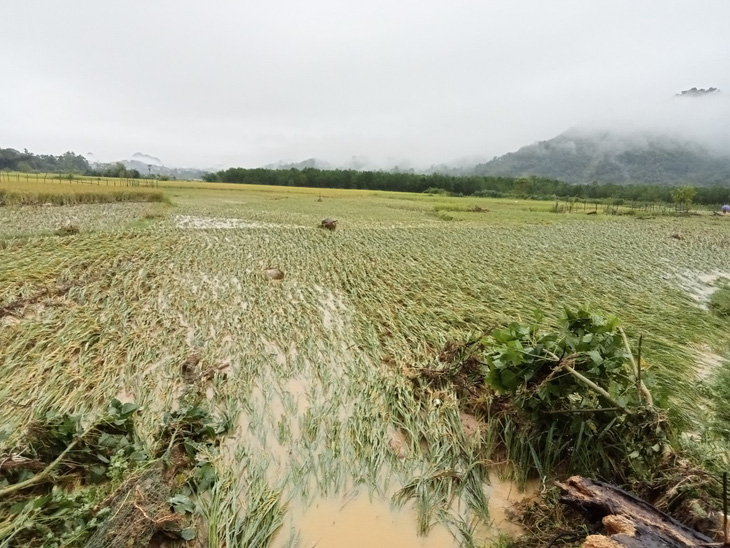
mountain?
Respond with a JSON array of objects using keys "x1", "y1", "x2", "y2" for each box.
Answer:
[
  {"x1": 87, "y1": 152, "x2": 206, "y2": 179},
  {"x1": 464, "y1": 129, "x2": 730, "y2": 186},
  {"x1": 264, "y1": 158, "x2": 332, "y2": 170},
  {"x1": 117, "y1": 159, "x2": 205, "y2": 180},
  {"x1": 263, "y1": 155, "x2": 417, "y2": 173},
  {"x1": 676, "y1": 87, "x2": 720, "y2": 98}
]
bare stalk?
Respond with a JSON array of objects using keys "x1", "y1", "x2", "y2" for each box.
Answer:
[{"x1": 618, "y1": 327, "x2": 653, "y2": 406}]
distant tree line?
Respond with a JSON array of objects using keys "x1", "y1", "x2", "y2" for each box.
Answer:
[
  {"x1": 0, "y1": 148, "x2": 90, "y2": 174},
  {"x1": 0, "y1": 148, "x2": 143, "y2": 179},
  {"x1": 203, "y1": 167, "x2": 730, "y2": 206}
]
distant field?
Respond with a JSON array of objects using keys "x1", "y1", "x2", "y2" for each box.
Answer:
[{"x1": 1, "y1": 182, "x2": 729, "y2": 547}]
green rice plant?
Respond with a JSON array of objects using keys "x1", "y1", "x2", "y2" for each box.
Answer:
[
  {"x1": 710, "y1": 362, "x2": 730, "y2": 433},
  {"x1": 202, "y1": 465, "x2": 284, "y2": 548},
  {"x1": 709, "y1": 285, "x2": 730, "y2": 316},
  {"x1": 393, "y1": 466, "x2": 462, "y2": 535}
]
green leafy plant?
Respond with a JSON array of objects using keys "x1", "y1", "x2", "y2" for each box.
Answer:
[{"x1": 472, "y1": 308, "x2": 669, "y2": 483}]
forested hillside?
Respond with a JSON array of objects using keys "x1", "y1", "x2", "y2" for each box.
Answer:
[
  {"x1": 0, "y1": 148, "x2": 90, "y2": 173},
  {"x1": 467, "y1": 130, "x2": 730, "y2": 185}
]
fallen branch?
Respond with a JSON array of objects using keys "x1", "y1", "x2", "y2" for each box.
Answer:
[
  {"x1": 0, "y1": 438, "x2": 80, "y2": 498},
  {"x1": 563, "y1": 365, "x2": 628, "y2": 413}
]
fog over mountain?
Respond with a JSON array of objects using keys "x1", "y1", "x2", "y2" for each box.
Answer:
[
  {"x1": 131, "y1": 152, "x2": 163, "y2": 166},
  {"x1": 444, "y1": 89, "x2": 730, "y2": 185}
]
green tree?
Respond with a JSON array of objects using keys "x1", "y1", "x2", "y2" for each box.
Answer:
[{"x1": 671, "y1": 186, "x2": 697, "y2": 212}]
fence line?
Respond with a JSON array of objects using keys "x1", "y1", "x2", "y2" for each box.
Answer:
[{"x1": 0, "y1": 171, "x2": 159, "y2": 188}]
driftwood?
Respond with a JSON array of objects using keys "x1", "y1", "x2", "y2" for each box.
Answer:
[{"x1": 557, "y1": 476, "x2": 718, "y2": 547}]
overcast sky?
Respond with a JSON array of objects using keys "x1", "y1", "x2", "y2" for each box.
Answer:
[{"x1": 2, "y1": 1, "x2": 729, "y2": 169}]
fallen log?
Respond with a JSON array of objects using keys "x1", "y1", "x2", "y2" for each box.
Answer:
[{"x1": 557, "y1": 476, "x2": 719, "y2": 548}]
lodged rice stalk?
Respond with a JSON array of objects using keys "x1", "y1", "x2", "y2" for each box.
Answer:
[{"x1": 1, "y1": 184, "x2": 729, "y2": 546}]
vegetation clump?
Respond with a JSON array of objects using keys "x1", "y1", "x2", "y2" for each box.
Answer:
[
  {"x1": 0, "y1": 398, "x2": 228, "y2": 547},
  {"x1": 708, "y1": 284, "x2": 730, "y2": 317},
  {"x1": 410, "y1": 307, "x2": 727, "y2": 541},
  {"x1": 413, "y1": 309, "x2": 665, "y2": 485},
  {"x1": 320, "y1": 217, "x2": 338, "y2": 230},
  {"x1": 54, "y1": 220, "x2": 80, "y2": 236},
  {"x1": 477, "y1": 308, "x2": 664, "y2": 483}
]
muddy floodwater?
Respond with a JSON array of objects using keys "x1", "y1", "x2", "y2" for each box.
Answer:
[
  {"x1": 286, "y1": 495, "x2": 453, "y2": 548},
  {"x1": 270, "y1": 477, "x2": 535, "y2": 548}
]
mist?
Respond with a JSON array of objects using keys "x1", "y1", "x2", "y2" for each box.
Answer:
[
  {"x1": 1, "y1": 1, "x2": 729, "y2": 169},
  {"x1": 572, "y1": 91, "x2": 730, "y2": 155}
]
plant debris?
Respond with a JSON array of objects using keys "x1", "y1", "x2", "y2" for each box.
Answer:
[
  {"x1": 407, "y1": 307, "x2": 728, "y2": 544},
  {"x1": 0, "y1": 398, "x2": 227, "y2": 547}
]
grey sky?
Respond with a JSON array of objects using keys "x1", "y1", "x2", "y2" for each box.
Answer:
[{"x1": 2, "y1": 1, "x2": 729, "y2": 169}]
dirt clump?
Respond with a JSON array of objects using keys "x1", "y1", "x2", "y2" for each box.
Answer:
[
  {"x1": 320, "y1": 218, "x2": 337, "y2": 231},
  {"x1": 181, "y1": 352, "x2": 202, "y2": 383},
  {"x1": 55, "y1": 220, "x2": 80, "y2": 236},
  {"x1": 459, "y1": 412, "x2": 482, "y2": 438},
  {"x1": 264, "y1": 268, "x2": 284, "y2": 280},
  {"x1": 387, "y1": 429, "x2": 409, "y2": 459}
]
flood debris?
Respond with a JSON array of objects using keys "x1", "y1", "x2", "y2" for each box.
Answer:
[
  {"x1": 84, "y1": 466, "x2": 179, "y2": 548},
  {"x1": 411, "y1": 308, "x2": 665, "y2": 484},
  {"x1": 176, "y1": 214, "x2": 301, "y2": 229},
  {"x1": 201, "y1": 361, "x2": 232, "y2": 382},
  {"x1": 54, "y1": 220, "x2": 80, "y2": 236},
  {"x1": 0, "y1": 283, "x2": 72, "y2": 319},
  {"x1": 0, "y1": 398, "x2": 227, "y2": 547},
  {"x1": 320, "y1": 218, "x2": 337, "y2": 231},
  {"x1": 407, "y1": 307, "x2": 728, "y2": 546}
]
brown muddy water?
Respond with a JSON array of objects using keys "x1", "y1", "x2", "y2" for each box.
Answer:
[
  {"x1": 284, "y1": 494, "x2": 453, "y2": 548},
  {"x1": 270, "y1": 477, "x2": 536, "y2": 547}
]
